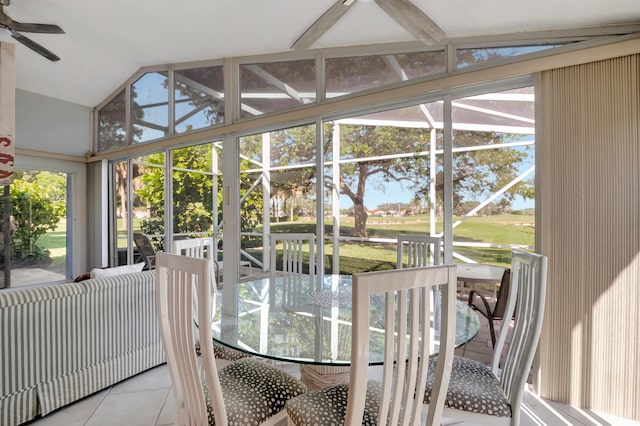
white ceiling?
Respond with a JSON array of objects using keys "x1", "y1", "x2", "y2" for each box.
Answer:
[{"x1": 1, "y1": 0, "x2": 639, "y2": 108}]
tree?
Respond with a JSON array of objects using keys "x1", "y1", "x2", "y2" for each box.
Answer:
[
  {"x1": 335, "y1": 124, "x2": 433, "y2": 237},
  {"x1": 0, "y1": 174, "x2": 66, "y2": 265},
  {"x1": 136, "y1": 147, "x2": 211, "y2": 250},
  {"x1": 241, "y1": 123, "x2": 532, "y2": 238},
  {"x1": 426, "y1": 130, "x2": 533, "y2": 215},
  {"x1": 136, "y1": 144, "x2": 264, "y2": 250},
  {"x1": 267, "y1": 126, "x2": 317, "y2": 222}
]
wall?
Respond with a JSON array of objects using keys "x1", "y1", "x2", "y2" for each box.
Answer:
[
  {"x1": 537, "y1": 54, "x2": 640, "y2": 420},
  {"x1": 86, "y1": 160, "x2": 107, "y2": 270},
  {"x1": 15, "y1": 89, "x2": 91, "y2": 157}
]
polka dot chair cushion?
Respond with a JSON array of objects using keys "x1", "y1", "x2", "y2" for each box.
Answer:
[
  {"x1": 204, "y1": 358, "x2": 307, "y2": 425},
  {"x1": 285, "y1": 380, "x2": 382, "y2": 426},
  {"x1": 424, "y1": 355, "x2": 511, "y2": 417},
  {"x1": 214, "y1": 342, "x2": 253, "y2": 361},
  {"x1": 195, "y1": 341, "x2": 252, "y2": 361}
]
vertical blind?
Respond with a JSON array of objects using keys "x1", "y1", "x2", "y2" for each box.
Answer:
[{"x1": 537, "y1": 54, "x2": 640, "y2": 421}]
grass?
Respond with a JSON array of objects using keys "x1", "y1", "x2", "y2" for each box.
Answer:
[
  {"x1": 35, "y1": 212, "x2": 534, "y2": 276},
  {"x1": 33, "y1": 219, "x2": 67, "y2": 273},
  {"x1": 249, "y1": 213, "x2": 534, "y2": 272}
]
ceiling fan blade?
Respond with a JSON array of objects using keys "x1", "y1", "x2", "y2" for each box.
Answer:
[
  {"x1": 291, "y1": 0, "x2": 354, "y2": 50},
  {"x1": 11, "y1": 31, "x2": 60, "y2": 61},
  {"x1": 0, "y1": 6, "x2": 64, "y2": 33},
  {"x1": 374, "y1": 0, "x2": 445, "y2": 45},
  {"x1": 9, "y1": 22, "x2": 64, "y2": 34}
]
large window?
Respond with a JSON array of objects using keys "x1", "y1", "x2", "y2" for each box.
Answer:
[
  {"x1": 322, "y1": 101, "x2": 444, "y2": 274},
  {"x1": 0, "y1": 169, "x2": 68, "y2": 288},
  {"x1": 111, "y1": 143, "x2": 220, "y2": 268},
  {"x1": 112, "y1": 154, "x2": 166, "y2": 266},
  {"x1": 101, "y1": 42, "x2": 543, "y2": 281},
  {"x1": 238, "y1": 124, "x2": 318, "y2": 272},
  {"x1": 109, "y1": 81, "x2": 535, "y2": 280},
  {"x1": 450, "y1": 87, "x2": 535, "y2": 265}
]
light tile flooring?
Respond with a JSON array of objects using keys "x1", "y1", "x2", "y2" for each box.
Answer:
[{"x1": 24, "y1": 313, "x2": 639, "y2": 426}]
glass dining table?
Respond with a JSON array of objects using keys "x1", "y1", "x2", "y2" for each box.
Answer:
[{"x1": 213, "y1": 274, "x2": 480, "y2": 369}]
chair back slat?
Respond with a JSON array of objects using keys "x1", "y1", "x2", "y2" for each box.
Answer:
[
  {"x1": 397, "y1": 234, "x2": 442, "y2": 268},
  {"x1": 345, "y1": 265, "x2": 457, "y2": 426},
  {"x1": 156, "y1": 252, "x2": 227, "y2": 426}
]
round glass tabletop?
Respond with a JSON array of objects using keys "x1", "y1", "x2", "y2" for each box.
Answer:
[{"x1": 213, "y1": 274, "x2": 480, "y2": 366}]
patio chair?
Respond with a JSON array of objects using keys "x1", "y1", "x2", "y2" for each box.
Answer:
[
  {"x1": 468, "y1": 267, "x2": 511, "y2": 348},
  {"x1": 396, "y1": 234, "x2": 442, "y2": 268},
  {"x1": 423, "y1": 250, "x2": 548, "y2": 426},
  {"x1": 155, "y1": 252, "x2": 306, "y2": 426},
  {"x1": 133, "y1": 233, "x2": 157, "y2": 270},
  {"x1": 285, "y1": 264, "x2": 458, "y2": 426}
]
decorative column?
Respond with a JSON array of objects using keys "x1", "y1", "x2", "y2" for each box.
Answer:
[
  {"x1": 0, "y1": 42, "x2": 15, "y2": 185},
  {"x1": 0, "y1": 42, "x2": 15, "y2": 289}
]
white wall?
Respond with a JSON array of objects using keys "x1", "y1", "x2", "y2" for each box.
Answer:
[{"x1": 15, "y1": 89, "x2": 91, "y2": 156}]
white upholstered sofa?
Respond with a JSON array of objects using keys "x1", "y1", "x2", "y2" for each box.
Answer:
[{"x1": 0, "y1": 270, "x2": 165, "y2": 426}]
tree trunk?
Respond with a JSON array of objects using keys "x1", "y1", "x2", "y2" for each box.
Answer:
[{"x1": 352, "y1": 201, "x2": 368, "y2": 237}]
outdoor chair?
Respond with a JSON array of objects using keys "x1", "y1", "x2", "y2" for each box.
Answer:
[
  {"x1": 285, "y1": 265, "x2": 458, "y2": 426},
  {"x1": 133, "y1": 233, "x2": 157, "y2": 270},
  {"x1": 396, "y1": 234, "x2": 442, "y2": 268},
  {"x1": 468, "y1": 267, "x2": 512, "y2": 348},
  {"x1": 155, "y1": 252, "x2": 306, "y2": 425},
  {"x1": 172, "y1": 238, "x2": 251, "y2": 363},
  {"x1": 423, "y1": 250, "x2": 548, "y2": 425}
]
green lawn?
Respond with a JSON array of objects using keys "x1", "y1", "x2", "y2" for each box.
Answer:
[
  {"x1": 37, "y1": 213, "x2": 534, "y2": 275},
  {"x1": 250, "y1": 213, "x2": 534, "y2": 272},
  {"x1": 36, "y1": 219, "x2": 67, "y2": 272}
]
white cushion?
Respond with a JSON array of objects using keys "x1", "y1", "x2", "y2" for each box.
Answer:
[{"x1": 90, "y1": 263, "x2": 145, "y2": 279}]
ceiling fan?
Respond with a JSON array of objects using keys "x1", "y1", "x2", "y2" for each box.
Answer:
[
  {"x1": 0, "y1": 1, "x2": 64, "y2": 61},
  {"x1": 291, "y1": 0, "x2": 445, "y2": 50}
]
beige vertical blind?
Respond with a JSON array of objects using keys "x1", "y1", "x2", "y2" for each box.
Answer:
[{"x1": 538, "y1": 54, "x2": 640, "y2": 421}]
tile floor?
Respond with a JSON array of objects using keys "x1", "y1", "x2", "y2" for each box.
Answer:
[{"x1": 23, "y1": 312, "x2": 639, "y2": 426}]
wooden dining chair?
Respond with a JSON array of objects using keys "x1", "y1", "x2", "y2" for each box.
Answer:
[
  {"x1": 172, "y1": 238, "x2": 250, "y2": 363},
  {"x1": 155, "y1": 252, "x2": 306, "y2": 425},
  {"x1": 269, "y1": 232, "x2": 316, "y2": 309},
  {"x1": 396, "y1": 234, "x2": 442, "y2": 268},
  {"x1": 285, "y1": 264, "x2": 458, "y2": 426},
  {"x1": 397, "y1": 234, "x2": 443, "y2": 332},
  {"x1": 423, "y1": 250, "x2": 548, "y2": 426},
  {"x1": 173, "y1": 237, "x2": 219, "y2": 285}
]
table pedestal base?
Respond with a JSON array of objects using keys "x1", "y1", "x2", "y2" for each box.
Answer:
[{"x1": 299, "y1": 364, "x2": 351, "y2": 391}]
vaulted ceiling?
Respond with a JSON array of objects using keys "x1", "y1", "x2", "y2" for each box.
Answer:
[{"x1": 0, "y1": 0, "x2": 639, "y2": 108}]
